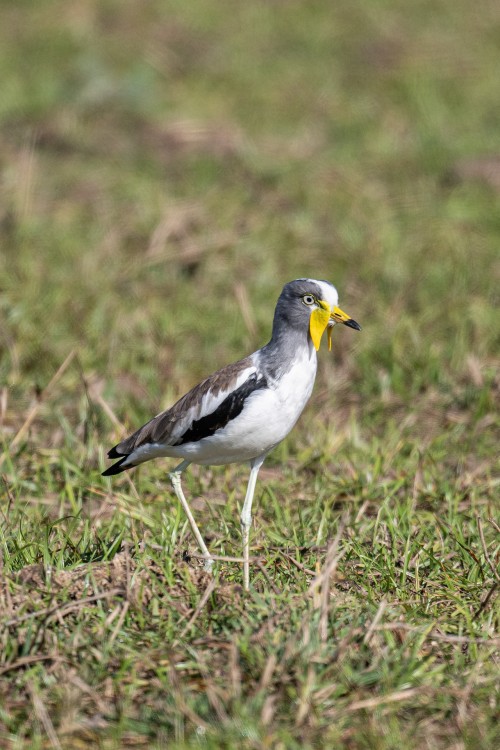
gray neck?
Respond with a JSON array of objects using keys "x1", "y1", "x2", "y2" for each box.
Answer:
[{"x1": 259, "y1": 320, "x2": 315, "y2": 380}]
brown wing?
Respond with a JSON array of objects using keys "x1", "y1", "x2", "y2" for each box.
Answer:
[{"x1": 106, "y1": 356, "x2": 255, "y2": 458}]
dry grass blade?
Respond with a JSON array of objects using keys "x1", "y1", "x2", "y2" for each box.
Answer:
[
  {"x1": 307, "y1": 516, "x2": 348, "y2": 642},
  {"x1": 4, "y1": 349, "x2": 76, "y2": 463},
  {"x1": 295, "y1": 664, "x2": 315, "y2": 727},
  {"x1": 229, "y1": 639, "x2": 242, "y2": 699},
  {"x1": 474, "y1": 582, "x2": 499, "y2": 619},
  {"x1": 477, "y1": 516, "x2": 500, "y2": 584},
  {"x1": 234, "y1": 281, "x2": 257, "y2": 339},
  {"x1": 3, "y1": 589, "x2": 123, "y2": 627},
  {"x1": 258, "y1": 653, "x2": 278, "y2": 692},
  {"x1": 0, "y1": 655, "x2": 69, "y2": 677},
  {"x1": 173, "y1": 576, "x2": 218, "y2": 644},
  {"x1": 189, "y1": 552, "x2": 265, "y2": 564},
  {"x1": 363, "y1": 599, "x2": 388, "y2": 645},
  {"x1": 280, "y1": 551, "x2": 316, "y2": 577},
  {"x1": 373, "y1": 622, "x2": 500, "y2": 645},
  {"x1": 344, "y1": 687, "x2": 430, "y2": 713},
  {"x1": 108, "y1": 601, "x2": 130, "y2": 647},
  {"x1": 255, "y1": 560, "x2": 282, "y2": 594},
  {"x1": 489, "y1": 518, "x2": 500, "y2": 534},
  {"x1": 28, "y1": 682, "x2": 63, "y2": 750}
]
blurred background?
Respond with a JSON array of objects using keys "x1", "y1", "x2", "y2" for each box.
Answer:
[
  {"x1": 0, "y1": 0, "x2": 498, "y2": 466},
  {"x1": 1, "y1": 2, "x2": 499, "y2": 745}
]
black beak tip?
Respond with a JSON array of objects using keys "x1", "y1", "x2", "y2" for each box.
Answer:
[{"x1": 344, "y1": 318, "x2": 361, "y2": 331}]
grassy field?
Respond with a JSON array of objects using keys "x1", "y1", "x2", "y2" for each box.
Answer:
[{"x1": 0, "y1": 0, "x2": 499, "y2": 747}]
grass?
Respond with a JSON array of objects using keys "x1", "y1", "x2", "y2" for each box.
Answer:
[{"x1": 0, "y1": 0, "x2": 499, "y2": 747}]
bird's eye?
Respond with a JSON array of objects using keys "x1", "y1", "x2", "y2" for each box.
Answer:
[{"x1": 302, "y1": 294, "x2": 315, "y2": 306}]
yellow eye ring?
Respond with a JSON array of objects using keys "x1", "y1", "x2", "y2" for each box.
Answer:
[{"x1": 302, "y1": 294, "x2": 315, "y2": 306}]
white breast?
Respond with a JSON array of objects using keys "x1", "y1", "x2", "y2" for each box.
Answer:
[{"x1": 176, "y1": 345, "x2": 318, "y2": 465}]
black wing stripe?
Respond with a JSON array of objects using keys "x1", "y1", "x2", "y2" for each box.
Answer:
[
  {"x1": 174, "y1": 373, "x2": 267, "y2": 446},
  {"x1": 102, "y1": 456, "x2": 132, "y2": 476},
  {"x1": 107, "y1": 445, "x2": 126, "y2": 459}
]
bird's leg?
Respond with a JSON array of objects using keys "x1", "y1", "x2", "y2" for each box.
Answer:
[
  {"x1": 169, "y1": 460, "x2": 214, "y2": 572},
  {"x1": 240, "y1": 455, "x2": 266, "y2": 591}
]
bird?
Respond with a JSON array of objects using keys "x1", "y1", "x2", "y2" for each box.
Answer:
[{"x1": 102, "y1": 278, "x2": 360, "y2": 589}]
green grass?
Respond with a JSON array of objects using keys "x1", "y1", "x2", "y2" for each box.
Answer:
[{"x1": 0, "y1": 0, "x2": 499, "y2": 747}]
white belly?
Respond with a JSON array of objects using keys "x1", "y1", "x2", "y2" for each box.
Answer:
[{"x1": 175, "y1": 349, "x2": 318, "y2": 465}]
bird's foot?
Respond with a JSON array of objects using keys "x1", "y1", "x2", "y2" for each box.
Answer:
[{"x1": 203, "y1": 556, "x2": 214, "y2": 573}]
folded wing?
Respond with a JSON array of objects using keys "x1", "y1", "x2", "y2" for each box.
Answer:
[{"x1": 102, "y1": 357, "x2": 261, "y2": 475}]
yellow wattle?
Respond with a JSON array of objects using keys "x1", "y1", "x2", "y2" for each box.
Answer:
[{"x1": 309, "y1": 307, "x2": 331, "y2": 351}]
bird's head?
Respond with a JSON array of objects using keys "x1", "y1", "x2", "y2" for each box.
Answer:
[{"x1": 275, "y1": 279, "x2": 361, "y2": 350}]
